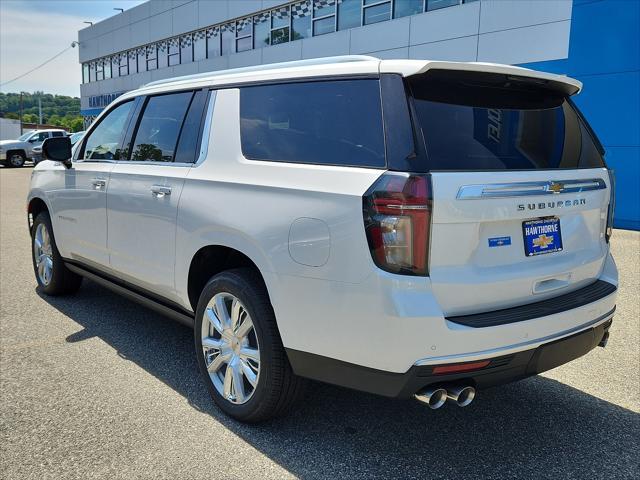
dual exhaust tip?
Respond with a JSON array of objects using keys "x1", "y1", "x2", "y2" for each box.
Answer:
[{"x1": 414, "y1": 385, "x2": 476, "y2": 409}]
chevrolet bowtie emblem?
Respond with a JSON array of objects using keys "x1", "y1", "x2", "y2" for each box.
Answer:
[
  {"x1": 533, "y1": 234, "x2": 554, "y2": 248},
  {"x1": 548, "y1": 182, "x2": 565, "y2": 193}
]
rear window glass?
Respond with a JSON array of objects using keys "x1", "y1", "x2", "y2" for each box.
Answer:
[
  {"x1": 240, "y1": 79, "x2": 386, "y2": 168},
  {"x1": 409, "y1": 76, "x2": 605, "y2": 171}
]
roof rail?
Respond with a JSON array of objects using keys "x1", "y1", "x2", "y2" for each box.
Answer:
[{"x1": 142, "y1": 55, "x2": 379, "y2": 88}]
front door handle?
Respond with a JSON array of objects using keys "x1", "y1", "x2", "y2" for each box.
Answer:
[
  {"x1": 151, "y1": 185, "x2": 172, "y2": 198},
  {"x1": 91, "y1": 177, "x2": 106, "y2": 189}
]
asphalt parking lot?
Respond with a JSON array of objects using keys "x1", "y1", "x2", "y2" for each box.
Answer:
[{"x1": 1, "y1": 166, "x2": 638, "y2": 480}]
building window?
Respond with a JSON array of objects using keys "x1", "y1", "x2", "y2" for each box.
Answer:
[
  {"x1": 427, "y1": 0, "x2": 461, "y2": 11},
  {"x1": 271, "y1": 6, "x2": 290, "y2": 45},
  {"x1": 363, "y1": 0, "x2": 391, "y2": 25},
  {"x1": 136, "y1": 48, "x2": 145, "y2": 72},
  {"x1": 146, "y1": 44, "x2": 158, "y2": 70},
  {"x1": 236, "y1": 18, "x2": 253, "y2": 52},
  {"x1": 89, "y1": 62, "x2": 96, "y2": 82},
  {"x1": 104, "y1": 58, "x2": 112, "y2": 79},
  {"x1": 194, "y1": 30, "x2": 207, "y2": 61},
  {"x1": 394, "y1": 0, "x2": 424, "y2": 18},
  {"x1": 253, "y1": 13, "x2": 270, "y2": 48},
  {"x1": 168, "y1": 38, "x2": 180, "y2": 66},
  {"x1": 207, "y1": 27, "x2": 221, "y2": 57},
  {"x1": 95, "y1": 60, "x2": 104, "y2": 81},
  {"x1": 292, "y1": 1, "x2": 311, "y2": 40},
  {"x1": 312, "y1": 0, "x2": 336, "y2": 36},
  {"x1": 337, "y1": 0, "x2": 361, "y2": 30},
  {"x1": 221, "y1": 23, "x2": 235, "y2": 55},
  {"x1": 128, "y1": 50, "x2": 138, "y2": 75},
  {"x1": 111, "y1": 56, "x2": 119, "y2": 78},
  {"x1": 180, "y1": 34, "x2": 193, "y2": 63},
  {"x1": 82, "y1": 63, "x2": 89, "y2": 83}
]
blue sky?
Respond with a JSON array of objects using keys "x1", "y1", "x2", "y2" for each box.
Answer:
[{"x1": 0, "y1": 1, "x2": 145, "y2": 97}]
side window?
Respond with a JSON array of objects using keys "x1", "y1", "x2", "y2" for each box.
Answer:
[
  {"x1": 128, "y1": 92, "x2": 194, "y2": 162},
  {"x1": 51, "y1": 131, "x2": 64, "y2": 137},
  {"x1": 82, "y1": 101, "x2": 134, "y2": 160},
  {"x1": 239, "y1": 79, "x2": 386, "y2": 168},
  {"x1": 30, "y1": 132, "x2": 49, "y2": 142}
]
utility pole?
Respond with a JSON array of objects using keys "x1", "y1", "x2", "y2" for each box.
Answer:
[
  {"x1": 19, "y1": 92, "x2": 23, "y2": 134},
  {"x1": 38, "y1": 97, "x2": 43, "y2": 128}
]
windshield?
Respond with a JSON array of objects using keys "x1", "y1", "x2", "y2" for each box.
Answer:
[
  {"x1": 408, "y1": 74, "x2": 605, "y2": 171},
  {"x1": 18, "y1": 131, "x2": 35, "y2": 141},
  {"x1": 70, "y1": 132, "x2": 85, "y2": 145}
]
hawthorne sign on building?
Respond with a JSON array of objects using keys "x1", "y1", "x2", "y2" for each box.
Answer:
[{"x1": 77, "y1": 0, "x2": 639, "y2": 229}]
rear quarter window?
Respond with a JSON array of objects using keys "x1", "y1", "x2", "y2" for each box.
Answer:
[{"x1": 239, "y1": 79, "x2": 386, "y2": 168}]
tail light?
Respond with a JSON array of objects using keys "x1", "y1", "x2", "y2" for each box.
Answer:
[
  {"x1": 362, "y1": 172, "x2": 432, "y2": 276},
  {"x1": 606, "y1": 169, "x2": 615, "y2": 242}
]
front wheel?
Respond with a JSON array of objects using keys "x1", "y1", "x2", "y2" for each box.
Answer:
[
  {"x1": 7, "y1": 152, "x2": 26, "y2": 168},
  {"x1": 194, "y1": 269, "x2": 305, "y2": 423},
  {"x1": 31, "y1": 212, "x2": 82, "y2": 295}
]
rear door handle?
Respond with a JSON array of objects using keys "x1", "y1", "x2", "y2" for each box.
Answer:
[
  {"x1": 151, "y1": 185, "x2": 172, "y2": 198},
  {"x1": 91, "y1": 177, "x2": 106, "y2": 189}
]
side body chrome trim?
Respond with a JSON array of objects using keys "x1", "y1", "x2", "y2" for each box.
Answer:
[
  {"x1": 414, "y1": 306, "x2": 615, "y2": 366},
  {"x1": 456, "y1": 178, "x2": 606, "y2": 199}
]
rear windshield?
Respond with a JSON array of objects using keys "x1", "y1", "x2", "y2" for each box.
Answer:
[{"x1": 408, "y1": 75, "x2": 605, "y2": 171}]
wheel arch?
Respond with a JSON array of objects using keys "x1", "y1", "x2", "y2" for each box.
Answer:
[
  {"x1": 27, "y1": 196, "x2": 50, "y2": 229},
  {"x1": 186, "y1": 244, "x2": 271, "y2": 314}
]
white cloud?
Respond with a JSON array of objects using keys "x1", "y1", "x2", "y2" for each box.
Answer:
[{"x1": 0, "y1": 7, "x2": 86, "y2": 97}]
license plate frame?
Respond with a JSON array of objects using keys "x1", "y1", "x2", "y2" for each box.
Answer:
[{"x1": 522, "y1": 217, "x2": 563, "y2": 257}]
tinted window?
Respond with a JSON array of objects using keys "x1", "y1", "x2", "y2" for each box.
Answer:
[
  {"x1": 31, "y1": 132, "x2": 49, "y2": 142},
  {"x1": 129, "y1": 92, "x2": 193, "y2": 162},
  {"x1": 83, "y1": 101, "x2": 133, "y2": 160},
  {"x1": 240, "y1": 80, "x2": 386, "y2": 168},
  {"x1": 51, "y1": 131, "x2": 64, "y2": 137},
  {"x1": 409, "y1": 76, "x2": 605, "y2": 171}
]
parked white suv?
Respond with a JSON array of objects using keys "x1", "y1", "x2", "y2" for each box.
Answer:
[
  {"x1": 27, "y1": 57, "x2": 618, "y2": 422},
  {"x1": 0, "y1": 129, "x2": 67, "y2": 167}
]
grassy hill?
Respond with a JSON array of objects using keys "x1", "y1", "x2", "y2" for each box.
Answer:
[{"x1": 0, "y1": 91, "x2": 83, "y2": 132}]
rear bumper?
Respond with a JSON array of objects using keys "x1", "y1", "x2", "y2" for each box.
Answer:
[{"x1": 287, "y1": 314, "x2": 614, "y2": 399}]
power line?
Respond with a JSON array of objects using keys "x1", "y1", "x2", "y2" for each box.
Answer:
[{"x1": 0, "y1": 42, "x2": 78, "y2": 89}]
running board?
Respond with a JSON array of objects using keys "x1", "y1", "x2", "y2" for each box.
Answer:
[{"x1": 64, "y1": 262, "x2": 195, "y2": 328}]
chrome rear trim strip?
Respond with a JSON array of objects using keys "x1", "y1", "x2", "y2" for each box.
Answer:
[{"x1": 456, "y1": 178, "x2": 606, "y2": 199}]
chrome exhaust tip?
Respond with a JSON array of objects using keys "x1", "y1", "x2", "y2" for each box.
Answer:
[
  {"x1": 414, "y1": 387, "x2": 448, "y2": 409},
  {"x1": 446, "y1": 385, "x2": 476, "y2": 407}
]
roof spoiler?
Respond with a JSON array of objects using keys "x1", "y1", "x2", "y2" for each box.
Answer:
[{"x1": 383, "y1": 60, "x2": 582, "y2": 96}]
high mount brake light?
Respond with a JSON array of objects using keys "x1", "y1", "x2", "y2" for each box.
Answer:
[{"x1": 363, "y1": 173, "x2": 432, "y2": 276}]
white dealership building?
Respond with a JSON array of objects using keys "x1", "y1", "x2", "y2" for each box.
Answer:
[{"x1": 77, "y1": 0, "x2": 639, "y2": 229}]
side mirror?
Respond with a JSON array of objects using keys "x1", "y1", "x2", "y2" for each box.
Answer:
[
  {"x1": 28, "y1": 137, "x2": 39, "y2": 143},
  {"x1": 42, "y1": 136, "x2": 73, "y2": 168}
]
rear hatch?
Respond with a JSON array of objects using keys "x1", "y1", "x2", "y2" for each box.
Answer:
[{"x1": 406, "y1": 70, "x2": 612, "y2": 316}]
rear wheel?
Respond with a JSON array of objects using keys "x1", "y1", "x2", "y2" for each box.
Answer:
[
  {"x1": 31, "y1": 212, "x2": 82, "y2": 295},
  {"x1": 194, "y1": 268, "x2": 305, "y2": 422}
]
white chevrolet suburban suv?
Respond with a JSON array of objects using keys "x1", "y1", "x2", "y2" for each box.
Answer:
[{"x1": 28, "y1": 56, "x2": 618, "y2": 422}]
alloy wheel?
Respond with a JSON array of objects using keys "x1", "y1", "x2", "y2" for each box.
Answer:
[
  {"x1": 9, "y1": 154, "x2": 24, "y2": 167},
  {"x1": 33, "y1": 223, "x2": 53, "y2": 285},
  {"x1": 201, "y1": 293, "x2": 261, "y2": 404}
]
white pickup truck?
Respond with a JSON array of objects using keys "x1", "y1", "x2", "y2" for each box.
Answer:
[{"x1": 0, "y1": 129, "x2": 67, "y2": 167}]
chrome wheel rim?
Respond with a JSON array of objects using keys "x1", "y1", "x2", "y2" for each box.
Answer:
[
  {"x1": 33, "y1": 223, "x2": 53, "y2": 286},
  {"x1": 201, "y1": 293, "x2": 260, "y2": 405},
  {"x1": 9, "y1": 154, "x2": 23, "y2": 167}
]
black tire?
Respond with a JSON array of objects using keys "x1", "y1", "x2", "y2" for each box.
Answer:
[
  {"x1": 194, "y1": 268, "x2": 305, "y2": 423},
  {"x1": 6, "y1": 151, "x2": 26, "y2": 168},
  {"x1": 31, "y1": 211, "x2": 82, "y2": 295}
]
